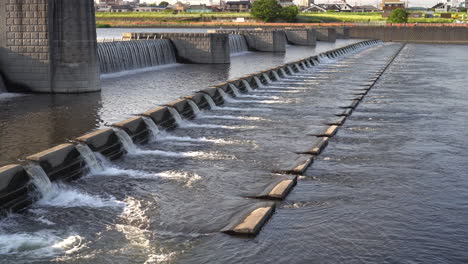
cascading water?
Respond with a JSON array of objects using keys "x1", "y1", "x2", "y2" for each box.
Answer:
[
  {"x1": 24, "y1": 164, "x2": 53, "y2": 197},
  {"x1": 228, "y1": 35, "x2": 248, "y2": 54},
  {"x1": 262, "y1": 73, "x2": 272, "y2": 84},
  {"x1": 167, "y1": 107, "x2": 186, "y2": 127},
  {"x1": 254, "y1": 77, "x2": 264, "y2": 88},
  {"x1": 75, "y1": 144, "x2": 104, "y2": 174},
  {"x1": 228, "y1": 84, "x2": 241, "y2": 97},
  {"x1": 280, "y1": 68, "x2": 288, "y2": 76},
  {"x1": 142, "y1": 116, "x2": 160, "y2": 139},
  {"x1": 301, "y1": 62, "x2": 307, "y2": 69},
  {"x1": 272, "y1": 71, "x2": 281, "y2": 80},
  {"x1": 114, "y1": 129, "x2": 138, "y2": 155},
  {"x1": 97, "y1": 40, "x2": 177, "y2": 74},
  {"x1": 203, "y1": 94, "x2": 218, "y2": 109},
  {"x1": 218, "y1": 89, "x2": 232, "y2": 101},
  {"x1": 287, "y1": 66, "x2": 295, "y2": 75},
  {"x1": 187, "y1": 100, "x2": 201, "y2": 116},
  {"x1": 242, "y1": 80, "x2": 253, "y2": 92}
]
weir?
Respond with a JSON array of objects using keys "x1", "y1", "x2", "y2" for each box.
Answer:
[
  {"x1": 0, "y1": 40, "x2": 379, "y2": 238},
  {"x1": 0, "y1": 0, "x2": 100, "y2": 93},
  {"x1": 122, "y1": 32, "x2": 230, "y2": 64},
  {"x1": 98, "y1": 40, "x2": 176, "y2": 74}
]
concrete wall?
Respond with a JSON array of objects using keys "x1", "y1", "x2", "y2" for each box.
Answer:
[
  {"x1": 313, "y1": 28, "x2": 337, "y2": 42},
  {"x1": 216, "y1": 30, "x2": 286, "y2": 52},
  {"x1": 123, "y1": 33, "x2": 230, "y2": 64},
  {"x1": 0, "y1": 0, "x2": 100, "y2": 93},
  {"x1": 285, "y1": 30, "x2": 317, "y2": 46},
  {"x1": 348, "y1": 26, "x2": 468, "y2": 43}
]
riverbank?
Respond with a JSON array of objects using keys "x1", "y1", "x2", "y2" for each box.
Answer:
[{"x1": 95, "y1": 11, "x2": 468, "y2": 27}]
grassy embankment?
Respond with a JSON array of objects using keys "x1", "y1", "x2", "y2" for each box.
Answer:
[{"x1": 95, "y1": 12, "x2": 466, "y2": 27}]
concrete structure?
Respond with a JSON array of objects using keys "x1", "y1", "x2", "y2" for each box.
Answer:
[
  {"x1": 0, "y1": 40, "x2": 379, "y2": 218},
  {"x1": 123, "y1": 33, "x2": 230, "y2": 64},
  {"x1": 0, "y1": 0, "x2": 100, "y2": 93},
  {"x1": 348, "y1": 26, "x2": 468, "y2": 44},
  {"x1": 380, "y1": 0, "x2": 406, "y2": 11},
  {"x1": 313, "y1": 28, "x2": 337, "y2": 42},
  {"x1": 215, "y1": 30, "x2": 287, "y2": 52},
  {"x1": 285, "y1": 29, "x2": 317, "y2": 46}
]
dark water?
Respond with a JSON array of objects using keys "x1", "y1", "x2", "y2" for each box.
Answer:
[
  {"x1": 0, "y1": 39, "x2": 358, "y2": 166},
  {"x1": 1, "y1": 42, "x2": 468, "y2": 264}
]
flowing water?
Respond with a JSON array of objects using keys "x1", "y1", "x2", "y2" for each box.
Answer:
[
  {"x1": 98, "y1": 40, "x2": 177, "y2": 74},
  {"x1": 2, "y1": 40, "x2": 468, "y2": 263},
  {"x1": 229, "y1": 35, "x2": 249, "y2": 54}
]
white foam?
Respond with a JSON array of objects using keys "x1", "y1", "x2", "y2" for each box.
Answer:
[
  {"x1": 0, "y1": 231, "x2": 84, "y2": 257},
  {"x1": 35, "y1": 183, "x2": 124, "y2": 208},
  {"x1": 100, "y1": 63, "x2": 180, "y2": 79},
  {"x1": 200, "y1": 114, "x2": 266, "y2": 121}
]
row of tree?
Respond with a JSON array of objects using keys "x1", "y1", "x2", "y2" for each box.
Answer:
[{"x1": 251, "y1": 0, "x2": 298, "y2": 22}]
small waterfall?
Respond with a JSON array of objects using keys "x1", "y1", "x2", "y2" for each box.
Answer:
[
  {"x1": 305, "y1": 60, "x2": 312, "y2": 68},
  {"x1": 262, "y1": 73, "x2": 272, "y2": 84},
  {"x1": 280, "y1": 68, "x2": 288, "y2": 76},
  {"x1": 229, "y1": 35, "x2": 248, "y2": 54},
  {"x1": 301, "y1": 62, "x2": 307, "y2": 69},
  {"x1": 114, "y1": 129, "x2": 138, "y2": 155},
  {"x1": 229, "y1": 84, "x2": 241, "y2": 97},
  {"x1": 142, "y1": 116, "x2": 160, "y2": 139},
  {"x1": 203, "y1": 94, "x2": 218, "y2": 109},
  {"x1": 75, "y1": 144, "x2": 104, "y2": 173},
  {"x1": 218, "y1": 89, "x2": 232, "y2": 101},
  {"x1": 272, "y1": 71, "x2": 281, "y2": 80},
  {"x1": 287, "y1": 66, "x2": 295, "y2": 75},
  {"x1": 254, "y1": 77, "x2": 264, "y2": 88},
  {"x1": 167, "y1": 107, "x2": 186, "y2": 127},
  {"x1": 241, "y1": 80, "x2": 253, "y2": 92},
  {"x1": 97, "y1": 40, "x2": 177, "y2": 74},
  {"x1": 187, "y1": 100, "x2": 201, "y2": 116},
  {"x1": 24, "y1": 164, "x2": 52, "y2": 197}
]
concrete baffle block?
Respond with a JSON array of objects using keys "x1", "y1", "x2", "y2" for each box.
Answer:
[
  {"x1": 112, "y1": 117, "x2": 151, "y2": 145},
  {"x1": 26, "y1": 144, "x2": 85, "y2": 182},
  {"x1": 313, "y1": 28, "x2": 337, "y2": 42},
  {"x1": 0, "y1": 164, "x2": 33, "y2": 213},
  {"x1": 75, "y1": 128, "x2": 124, "y2": 161},
  {"x1": 285, "y1": 29, "x2": 317, "y2": 46}
]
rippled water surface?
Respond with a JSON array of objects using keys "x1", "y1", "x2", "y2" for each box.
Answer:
[{"x1": 1, "y1": 41, "x2": 468, "y2": 264}]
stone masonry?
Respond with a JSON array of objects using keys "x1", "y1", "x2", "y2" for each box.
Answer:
[
  {"x1": 215, "y1": 30, "x2": 286, "y2": 52},
  {"x1": 0, "y1": 0, "x2": 100, "y2": 93}
]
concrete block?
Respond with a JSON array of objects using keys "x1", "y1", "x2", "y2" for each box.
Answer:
[
  {"x1": 340, "y1": 100, "x2": 360, "y2": 109},
  {"x1": 199, "y1": 87, "x2": 224, "y2": 106},
  {"x1": 325, "y1": 116, "x2": 347, "y2": 126},
  {"x1": 252, "y1": 176, "x2": 298, "y2": 200},
  {"x1": 314, "y1": 28, "x2": 337, "y2": 42},
  {"x1": 0, "y1": 164, "x2": 33, "y2": 214},
  {"x1": 275, "y1": 154, "x2": 314, "y2": 175},
  {"x1": 163, "y1": 98, "x2": 196, "y2": 119},
  {"x1": 112, "y1": 117, "x2": 150, "y2": 145},
  {"x1": 221, "y1": 202, "x2": 275, "y2": 236},
  {"x1": 310, "y1": 125, "x2": 339, "y2": 138},
  {"x1": 26, "y1": 144, "x2": 85, "y2": 182},
  {"x1": 285, "y1": 30, "x2": 316, "y2": 46},
  {"x1": 183, "y1": 93, "x2": 211, "y2": 110},
  {"x1": 141, "y1": 106, "x2": 177, "y2": 130},
  {"x1": 75, "y1": 128, "x2": 124, "y2": 160},
  {"x1": 335, "y1": 108, "x2": 353, "y2": 117},
  {"x1": 296, "y1": 137, "x2": 329, "y2": 156}
]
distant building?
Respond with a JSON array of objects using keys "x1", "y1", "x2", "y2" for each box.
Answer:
[
  {"x1": 110, "y1": 5, "x2": 134, "y2": 12},
  {"x1": 303, "y1": 1, "x2": 353, "y2": 12},
  {"x1": 278, "y1": 0, "x2": 295, "y2": 7},
  {"x1": 380, "y1": 0, "x2": 406, "y2": 11},
  {"x1": 134, "y1": 6, "x2": 167, "y2": 12},
  {"x1": 186, "y1": 4, "x2": 213, "y2": 12},
  {"x1": 169, "y1": 2, "x2": 190, "y2": 12},
  {"x1": 432, "y1": 0, "x2": 462, "y2": 12},
  {"x1": 352, "y1": 5, "x2": 379, "y2": 12},
  {"x1": 225, "y1": 1, "x2": 251, "y2": 12}
]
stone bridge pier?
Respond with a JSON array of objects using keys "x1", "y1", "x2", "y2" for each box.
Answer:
[{"x1": 0, "y1": 0, "x2": 100, "y2": 93}]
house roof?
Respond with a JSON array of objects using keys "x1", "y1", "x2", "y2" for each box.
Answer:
[{"x1": 226, "y1": 1, "x2": 251, "y2": 5}]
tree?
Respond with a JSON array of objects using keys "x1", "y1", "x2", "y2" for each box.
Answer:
[
  {"x1": 387, "y1": 8, "x2": 409, "y2": 23},
  {"x1": 281, "y1": 6, "x2": 298, "y2": 22},
  {"x1": 159, "y1": 1, "x2": 169, "y2": 7},
  {"x1": 251, "y1": 0, "x2": 282, "y2": 22}
]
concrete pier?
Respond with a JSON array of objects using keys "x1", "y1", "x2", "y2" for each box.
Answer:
[
  {"x1": 0, "y1": 0, "x2": 100, "y2": 93},
  {"x1": 313, "y1": 28, "x2": 337, "y2": 42},
  {"x1": 122, "y1": 33, "x2": 230, "y2": 64},
  {"x1": 216, "y1": 30, "x2": 286, "y2": 52},
  {"x1": 285, "y1": 29, "x2": 317, "y2": 46}
]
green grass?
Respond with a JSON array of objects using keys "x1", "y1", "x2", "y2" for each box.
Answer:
[{"x1": 298, "y1": 12, "x2": 384, "y2": 23}]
